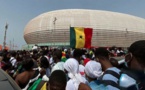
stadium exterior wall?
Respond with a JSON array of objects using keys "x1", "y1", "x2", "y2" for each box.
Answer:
[{"x1": 24, "y1": 9, "x2": 145, "y2": 47}]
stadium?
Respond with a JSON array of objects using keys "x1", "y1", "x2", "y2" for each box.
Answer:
[{"x1": 23, "y1": 9, "x2": 145, "y2": 49}]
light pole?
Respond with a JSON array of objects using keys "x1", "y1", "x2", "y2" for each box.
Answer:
[
  {"x1": 13, "y1": 38, "x2": 14, "y2": 50},
  {"x1": 53, "y1": 17, "x2": 57, "y2": 46},
  {"x1": 3, "y1": 23, "x2": 8, "y2": 50},
  {"x1": 9, "y1": 40, "x2": 11, "y2": 50}
]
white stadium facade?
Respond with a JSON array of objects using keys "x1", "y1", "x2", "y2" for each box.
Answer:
[{"x1": 23, "y1": 9, "x2": 145, "y2": 49}]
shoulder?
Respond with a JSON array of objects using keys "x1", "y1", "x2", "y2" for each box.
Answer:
[
  {"x1": 15, "y1": 72, "x2": 29, "y2": 81},
  {"x1": 66, "y1": 80, "x2": 75, "y2": 90},
  {"x1": 119, "y1": 69, "x2": 145, "y2": 90},
  {"x1": 101, "y1": 67, "x2": 121, "y2": 90},
  {"x1": 53, "y1": 62, "x2": 64, "y2": 69},
  {"x1": 15, "y1": 72, "x2": 30, "y2": 88},
  {"x1": 89, "y1": 80, "x2": 107, "y2": 90},
  {"x1": 58, "y1": 62, "x2": 64, "y2": 65},
  {"x1": 119, "y1": 73, "x2": 136, "y2": 88},
  {"x1": 103, "y1": 67, "x2": 121, "y2": 80}
]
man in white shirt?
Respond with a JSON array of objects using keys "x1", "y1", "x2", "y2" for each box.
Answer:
[
  {"x1": 9, "y1": 51, "x2": 17, "y2": 67},
  {"x1": 51, "y1": 50, "x2": 64, "y2": 73}
]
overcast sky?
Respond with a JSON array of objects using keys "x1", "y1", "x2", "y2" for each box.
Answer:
[{"x1": 0, "y1": 0, "x2": 145, "y2": 49}]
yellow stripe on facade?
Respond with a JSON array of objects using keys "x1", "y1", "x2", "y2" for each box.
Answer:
[{"x1": 75, "y1": 27, "x2": 85, "y2": 48}]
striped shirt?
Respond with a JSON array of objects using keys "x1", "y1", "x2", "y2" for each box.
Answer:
[{"x1": 101, "y1": 67, "x2": 121, "y2": 90}]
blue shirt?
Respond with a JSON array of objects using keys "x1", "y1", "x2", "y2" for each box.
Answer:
[
  {"x1": 89, "y1": 80, "x2": 108, "y2": 90},
  {"x1": 101, "y1": 67, "x2": 121, "y2": 90}
]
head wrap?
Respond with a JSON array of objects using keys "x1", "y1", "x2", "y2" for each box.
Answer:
[
  {"x1": 79, "y1": 65, "x2": 85, "y2": 77},
  {"x1": 85, "y1": 61, "x2": 103, "y2": 79},
  {"x1": 64, "y1": 58, "x2": 87, "y2": 90}
]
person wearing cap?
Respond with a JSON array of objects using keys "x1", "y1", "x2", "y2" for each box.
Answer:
[{"x1": 85, "y1": 61, "x2": 108, "y2": 90}]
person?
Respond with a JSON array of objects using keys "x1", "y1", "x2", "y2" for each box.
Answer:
[
  {"x1": 79, "y1": 64, "x2": 85, "y2": 77},
  {"x1": 61, "y1": 49, "x2": 67, "y2": 62},
  {"x1": 78, "y1": 83, "x2": 92, "y2": 90},
  {"x1": 1, "y1": 50, "x2": 10, "y2": 63},
  {"x1": 39, "y1": 56, "x2": 51, "y2": 78},
  {"x1": 29, "y1": 70, "x2": 67, "y2": 90},
  {"x1": 119, "y1": 40, "x2": 145, "y2": 90},
  {"x1": 15, "y1": 57, "x2": 40, "y2": 89},
  {"x1": 85, "y1": 61, "x2": 108, "y2": 90},
  {"x1": 31, "y1": 53, "x2": 39, "y2": 70},
  {"x1": 73, "y1": 49, "x2": 87, "y2": 77},
  {"x1": 95, "y1": 47, "x2": 120, "y2": 90},
  {"x1": 0, "y1": 51, "x2": 3, "y2": 68},
  {"x1": 47, "y1": 70, "x2": 67, "y2": 90},
  {"x1": 51, "y1": 50, "x2": 64, "y2": 73},
  {"x1": 64, "y1": 58, "x2": 88, "y2": 90},
  {"x1": 9, "y1": 51, "x2": 17, "y2": 68},
  {"x1": 83, "y1": 54, "x2": 90, "y2": 66},
  {"x1": 32, "y1": 44, "x2": 38, "y2": 50},
  {"x1": 0, "y1": 51, "x2": 12, "y2": 74},
  {"x1": 73, "y1": 49, "x2": 83, "y2": 64},
  {"x1": 0, "y1": 55, "x2": 3, "y2": 68},
  {"x1": 9, "y1": 51, "x2": 17, "y2": 77},
  {"x1": 41, "y1": 49, "x2": 49, "y2": 61}
]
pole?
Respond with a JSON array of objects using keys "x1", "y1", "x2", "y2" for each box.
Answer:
[
  {"x1": 3, "y1": 23, "x2": 8, "y2": 50},
  {"x1": 9, "y1": 40, "x2": 11, "y2": 50},
  {"x1": 13, "y1": 38, "x2": 14, "y2": 50},
  {"x1": 53, "y1": 17, "x2": 57, "y2": 47}
]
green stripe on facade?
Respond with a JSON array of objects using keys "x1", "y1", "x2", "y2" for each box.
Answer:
[{"x1": 70, "y1": 27, "x2": 76, "y2": 48}]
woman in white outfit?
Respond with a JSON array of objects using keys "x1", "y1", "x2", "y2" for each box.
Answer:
[{"x1": 64, "y1": 58, "x2": 88, "y2": 90}]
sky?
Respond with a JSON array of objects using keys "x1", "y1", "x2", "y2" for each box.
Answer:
[{"x1": 0, "y1": 0, "x2": 145, "y2": 49}]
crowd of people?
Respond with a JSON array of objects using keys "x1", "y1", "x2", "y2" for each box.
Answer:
[{"x1": 0, "y1": 40, "x2": 145, "y2": 90}]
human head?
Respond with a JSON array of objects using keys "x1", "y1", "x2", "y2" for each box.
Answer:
[
  {"x1": 42, "y1": 50, "x2": 48, "y2": 56},
  {"x1": 53, "y1": 49, "x2": 62, "y2": 63},
  {"x1": 85, "y1": 61, "x2": 103, "y2": 81},
  {"x1": 48, "y1": 70, "x2": 67, "y2": 90},
  {"x1": 73, "y1": 49, "x2": 83, "y2": 63},
  {"x1": 64, "y1": 58, "x2": 87, "y2": 90},
  {"x1": 63, "y1": 58, "x2": 79, "y2": 77},
  {"x1": 40, "y1": 56, "x2": 49, "y2": 68},
  {"x1": 95, "y1": 47, "x2": 112, "y2": 71},
  {"x1": 10, "y1": 51, "x2": 17, "y2": 57},
  {"x1": 95, "y1": 47, "x2": 110, "y2": 59},
  {"x1": 125, "y1": 40, "x2": 145, "y2": 70},
  {"x1": 32, "y1": 49, "x2": 38, "y2": 56},
  {"x1": 22, "y1": 57, "x2": 34, "y2": 71},
  {"x1": 2, "y1": 51, "x2": 10, "y2": 62},
  {"x1": 32, "y1": 53, "x2": 39, "y2": 61}
]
